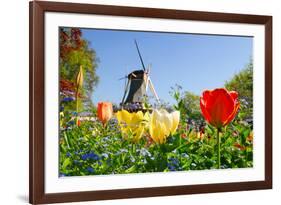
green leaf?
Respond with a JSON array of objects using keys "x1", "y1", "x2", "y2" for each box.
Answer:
[
  {"x1": 62, "y1": 158, "x2": 71, "y2": 170},
  {"x1": 125, "y1": 165, "x2": 136, "y2": 173}
]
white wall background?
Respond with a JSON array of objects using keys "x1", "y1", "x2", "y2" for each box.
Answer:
[{"x1": 0, "y1": 0, "x2": 279, "y2": 204}]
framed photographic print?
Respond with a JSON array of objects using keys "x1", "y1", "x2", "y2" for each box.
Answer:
[{"x1": 29, "y1": 1, "x2": 272, "y2": 204}]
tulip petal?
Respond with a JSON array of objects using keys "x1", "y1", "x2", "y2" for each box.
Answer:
[
  {"x1": 131, "y1": 111, "x2": 144, "y2": 127},
  {"x1": 202, "y1": 90, "x2": 212, "y2": 104},
  {"x1": 160, "y1": 109, "x2": 173, "y2": 136},
  {"x1": 97, "y1": 102, "x2": 113, "y2": 125},
  {"x1": 200, "y1": 97, "x2": 212, "y2": 124},
  {"x1": 148, "y1": 109, "x2": 180, "y2": 144},
  {"x1": 229, "y1": 91, "x2": 238, "y2": 101},
  {"x1": 200, "y1": 88, "x2": 240, "y2": 128},
  {"x1": 149, "y1": 111, "x2": 160, "y2": 143},
  {"x1": 159, "y1": 122, "x2": 167, "y2": 144},
  {"x1": 149, "y1": 110, "x2": 162, "y2": 144},
  {"x1": 116, "y1": 110, "x2": 131, "y2": 125},
  {"x1": 205, "y1": 88, "x2": 235, "y2": 127},
  {"x1": 223, "y1": 101, "x2": 240, "y2": 126},
  {"x1": 116, "y1": 110, "x2": 148, "y2": 142},
  {"x1": 116, "y1": 110, "x2": 131, "y2": 138},
  {"x1": 76, "y1": 65, "x2": 84, "y2": 89},
  {"x1": 224, "y1": 91, "x2": 239, "y2": 126},
  {"x1": 133, "y1": 126, "x2": 144, "y2": 142},
  {"x1": 171, "y1": 111, "x2": 180, "y2": 134}
]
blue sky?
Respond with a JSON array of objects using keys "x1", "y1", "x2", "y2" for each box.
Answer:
[{"x1": 82, "y1": 28, "x2": 253, "y2": 105}]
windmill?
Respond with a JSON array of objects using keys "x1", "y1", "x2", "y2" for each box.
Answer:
[{"x1": 119, "y1": 40, "x2": 160, "y2": 111}]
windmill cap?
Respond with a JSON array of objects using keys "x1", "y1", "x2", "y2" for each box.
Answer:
[{"x1": 128, "y1": 70, "x2": 147, "y2": 79}]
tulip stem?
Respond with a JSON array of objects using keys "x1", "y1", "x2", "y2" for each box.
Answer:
[
  {"x1": 76, "y1": 86, "x2": 79, "y2": 125},
  {"x1": 217, "y1": 128, "x2": 220, "y2": 169},
  {"x1": 132, "y1": 143, "x2": 136, "y2": 153}
]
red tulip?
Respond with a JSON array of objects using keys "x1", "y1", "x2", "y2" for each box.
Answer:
[
  {"x1": 97, "y1": 102, "x2": 113, "y2": 125},
  {"x1": 200, "y1": 88, "x2": 240, "y2": 128}
]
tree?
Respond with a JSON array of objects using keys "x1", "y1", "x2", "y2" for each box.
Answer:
[
  {"x1": 182, "y1": 91, "x2": 202, "y2": 121},
  {"x1": 59, "y1": 28, "x2": 99, "y2": 111},
  {"x1": 170, "y1": 85, "x2": 203, "y2": 123},
  {"x1": 225, "y1": 60, "x2": 253, "y2": 122}
]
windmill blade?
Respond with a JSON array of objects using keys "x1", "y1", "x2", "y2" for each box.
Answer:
[
  {"x1": 124, "y1": 76, "x2": 127, "y2": 92},
  {"x1": 145, "y1": 76, "x2": 149, "y2": 92},
  {"x1": 123, "y1": 68, "x2": 128, "y2": 94},
  {"x1": 145, "y1": 64, "x2": 151, "y2": 92},
  {"x1": 118, "y1": 76, "x2": 127, "y2": 80},
  {"x1": 134, "y1": 39, "x2": 146, "y2": 71},
  {"x1": 148, "y1": 78, "x2": 160, "y2": 103},
  {"x1": 121, "y1": 78, "x2": 131, "y2": 105},
  {"x1": 118, "y1": 67, "x2": 131, "y2": 80},
  {"x1": 147, "y1": 64, "x2": 151, "y2": 74}
]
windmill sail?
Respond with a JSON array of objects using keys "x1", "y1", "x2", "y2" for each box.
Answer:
[
  {"x1": 148, "y1": 78, "x2": 160, "y2": 103},
  {"x1": 135, "y1": 40, "x2": 146, "y2": 71},
  {"x1": 120, "y1": 41, "x2": 160, "y2": 110}
]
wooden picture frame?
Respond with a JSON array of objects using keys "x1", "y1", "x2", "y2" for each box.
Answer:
[{"x1": 29, "y1": 1, "x2": 272, "y2": 204}]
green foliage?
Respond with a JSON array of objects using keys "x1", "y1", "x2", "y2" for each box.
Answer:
[
  {"x1": 170, "y1": 84, "x2": 188, "y2": 119},
  {"x1": 182, "y1": 91, "x2": 202, "y2": 121},
  {"x1": 60, "y1": 28, "x2": 99, "y2": 111},
  {"x1": 170, "y1": 84, "x2": 203, "y2": 122},
  {"x1": 59, "y1": 110, "x2": 253, "y2": 176},
  {"x1": 225, "y1": 60, "x2": 253, "y2": 121}
]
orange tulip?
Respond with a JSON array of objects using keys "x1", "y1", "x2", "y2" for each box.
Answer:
[
  {"x1": 200, "y1": 88, "x2": 240, "y2": 128},
  {"x1": 76, "y1": 119, "x2": 81, "y2": 126},
  {"x1": 97, "y1": 102, "x2": 113, "y2": 125}
]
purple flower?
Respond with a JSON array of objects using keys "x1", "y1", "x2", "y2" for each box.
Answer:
[
  {"x1": 89, "y1": 152, "x2": 100, "y2": 160},
  {"x1": 81, "y1": 152, "x2": 100, "y2": 161},
  {"x1": 167, "y1": 164, "x2": 176, "y2": 171},
  {"x1": 67, "y1": 120, "x2": 75, "y2": 126},
  {"x1": 59, "y1": 173, "x2": 66, "y2": 177},
  {"x1": 81, "y1": 154, "x2": 88, "y2": 161},
  {"x1": 86, "y1": 167, "x2": 94, "y2": 173},
  {"x1": 167, "y1": 157, "x2": 180, "y2": 171},
  {"x1": 62, "y1": 97, "x2": 74, "y2": 103}
]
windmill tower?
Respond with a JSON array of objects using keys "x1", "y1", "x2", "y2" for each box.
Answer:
[{"x1": 120, "y1": 40, "x2": 160, "y2": 111}]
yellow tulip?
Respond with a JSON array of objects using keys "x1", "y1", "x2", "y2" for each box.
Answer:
[
  {"x1": 149, "y1": 109, "x2": 180, "y2": 144},
  {"x1": 170, "y1": 111, "x2": 180, "y2": 134},
  {"x1": 116, "y1": 110, "x2": 149, "y2": 142}
]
